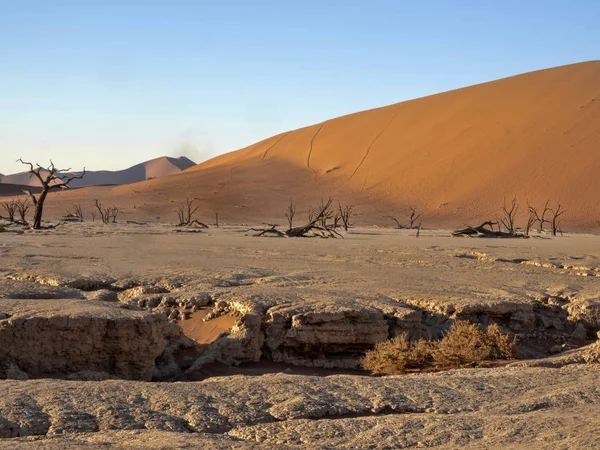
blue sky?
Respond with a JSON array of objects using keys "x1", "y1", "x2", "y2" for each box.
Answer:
[{"x1": 1, "y1": 0, "x2": 598, "y2": 174}]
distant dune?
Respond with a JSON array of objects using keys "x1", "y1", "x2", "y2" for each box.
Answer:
[
  {"x1": 0, "y1": 156, "x2": 196, "y2": 188},
  {"x1": 4, "y1": 62, "x2": 600, "y2": 230},
  {"x1": 0, "y1": 183, "x2": 41, "y2": 197}
]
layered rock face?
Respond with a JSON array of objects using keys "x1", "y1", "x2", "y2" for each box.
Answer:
[
  {"x1": 188, "y1": 292, "x2": 422, "y2": 371},
  {"x1": 0, "y1": 299, "x2": 180, "y2": 381}
]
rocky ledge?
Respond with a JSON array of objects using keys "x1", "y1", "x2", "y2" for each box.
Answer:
[{"x1": 0, "y1": 299, "x2": 180, "y2": 381}]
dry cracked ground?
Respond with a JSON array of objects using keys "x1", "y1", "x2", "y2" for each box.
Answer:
[{"x1": 1, "y1": 222, "x2": 599, "y2": 449}]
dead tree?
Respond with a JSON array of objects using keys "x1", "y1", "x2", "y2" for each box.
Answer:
[
  {"x1": 452, "y1": 221, "x2": 528, "y2": 238},
  {"x1": 94, "y1": 199, "x2": 120, "y2": 224},
  {"x1": 15, "y1": 198, "x2": 31, "y2": 224},
  {"x1": 408, "y1": 207, "x2": 422, "y2": 229},
  {"x1": 248, "y1": 198, "x2": 342, "y2": 238},
  {"x1": 109, "y1": 206, "x2": 120, "y2": 223},
  {"x1": 176, "y1": 198, "x2": 200, "y2": 225},
  {"x1": 499, "y1": 197, "x2": 519, "y2": 235},
  {"x1": 1, "y1": 200, "x2": 16, "y2": 222},
  {"x1": 549, "y1": 204, "x2": 566, "y2": 236},
  {"x1": 332, "y1": 213, "x2": 341, "y2": 230},
  {"x1": 307, "y1": 207, "x2": 315, "y2": 224},
  {"x1": 525, "y1": 210, "x2": 537, "y2": 236},
  {"x1": 385, "y1": 215, "x2": 405, "y2": 229},
  {"x1": 527, "y1": 200, "x2": 551, "y2": 233},
  {"x1": 94, "y1": 199, "x2": 109, "y2": 224},
  {"x1": 215, "y1": 211, "x2": 219, "y2": 228},
  {"x1": 338, "y1": 201, "x2": 353, "y2": 231},
  {"x1": 17, "y1": 159, "x2": 85, "y2": 229},
  {"x1": 64, "y1": 204, "x2": 84, "y2": 222},
  {"x1": 72, "y1": 204, "x2": 84, "y2": 222},
  {"x1": 285, "y1": 200, "x2": 296, "y2": 229},
  {"x1": 246, "y1": 224, "x2": 285, "y2": 237},
  {"x1": 285, "y1": 198, "x2": 341, "y2": 238},
  {"x1": 316, "y1": 198, "x2": 334, "y2": 228}
]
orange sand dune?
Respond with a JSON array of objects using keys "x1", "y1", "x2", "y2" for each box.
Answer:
[{"x1": 7, "y1": 61, "x2": 600, "y2": 230}]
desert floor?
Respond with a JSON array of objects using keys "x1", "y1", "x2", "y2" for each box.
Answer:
[{"x1": 1, "y1": 222, "x2": 599, "y2": 448}]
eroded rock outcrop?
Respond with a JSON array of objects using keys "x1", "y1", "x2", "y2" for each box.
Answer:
[
  {"x1": 0, "y1": 299, "x2": 180, "y2": 380},
  {"x1": 188, "y1": 292, "x2": 421, "y2": 371}
]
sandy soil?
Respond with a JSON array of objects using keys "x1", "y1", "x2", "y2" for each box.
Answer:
[
  {"x1": 1, "y1": 222, "x2": 599, "y2": 447},
  {"x1": 2, "y1": 222, "x2": 600, "y2": 302},
  {"x1": 178, "y1": 308, "x2": 237, "y2": 345}
]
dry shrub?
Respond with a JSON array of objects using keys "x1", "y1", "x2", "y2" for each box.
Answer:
[
  {"x1": 434, "y1": 322, "x2": 515, "y2": 368},
  {"x1": 361, "y1": 334, "x2": 434, "y2": 375},
  {"x1": 362, "y1": 321, "x2": 515, "y2": 375}
]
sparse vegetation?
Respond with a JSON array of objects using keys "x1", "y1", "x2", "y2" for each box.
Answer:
[
  {"x1": 175, "y1": 197, "x2": 208, "y2": 228},
  {"x1": 15, "y1": 198, "x2": 30, "y2": 224},
  {"x1": 2, "y1": 197, "x2": 33, "y2": 226},
  {"x1": 385, "y1": 215, "x2": 404, "y2": 229},
  {"x1": 433, "y1": 321, "x2": 516, "y2": 368},
  {"x1": 1, "y1": 199, "x2": 17, "y2": 222},
  {"x1": 499, "y1": 196, "x2": 519, "y2": 235},
  {"x1": 361, "y1": 321, "x2": 516, "y2": 375},
  {"x1": 385, "y1": 207, "x2": 423, "y2": 230},
  {"x1": 285, "y1": 200, "x2": 296, "y2": 229},
  {"x1": 549, "y1": 203, "x2": 566, "y2": 236},
  {"x1": 408, "y1": 207, "x2": 422, "y2": 229},
  {"x1": 528, "y1": 200, "x2": 551, "y2": 233},
  {"x1": 248, "y1": 198, "x2": 343, "y2": 238},
  {"x1": 64, "y1": 204, "x2": 84, "y2": 222},
  {"x1": 337, "y1": 201, "x2": 353, "y2": 231},
  {"x1": 455, "y1": 198, "x2": 566, "y2": 238},
  {"x1": 360, "y1": 334, "x2": 435, "y2": 375},
  {"x1": 94, "y1": 199, "x2": 121, "y2": 224}
]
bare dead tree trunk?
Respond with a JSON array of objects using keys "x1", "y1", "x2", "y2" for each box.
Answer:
[
  {"x1": 316, "y1": 198, "x2": 333, "y2": 228},
  {"x1": 15, "y1": 198, "x2": 30, "y2": 224},
  {"x1": 409, "y1": 207, "x2": 423, "y2": 229},
  {"x1": 110, "y1": 206, "x2": 120, "y2": 223},
  {"x1": 73, "y1": 204, "x2": 84, "y2": 222},
  {"x1": 17, "y1": 159, "x2": 85, "y2": 229},
  {"x1": 525, "y1": 210, "x2": 536, "y2": 236},
  {"x1": 285, "y1": 200, "x2": 296, "y2": 230},
  {"x1": 332, "y1": 213, "x2": 341, "y2": 229},
  {"x1": 94, "y1": 199, "x2": 108, "y2": 224},
  {"x1": 250, "y1": 198, "x2": 342, "y2": 238},
  {"x1": 338, "y1": 201, "x2": 353, "y2": 231},
  {"x1": 385, "y1": 215, "x2": 404, "y2": 229},
  {"x1": 453, "y1": 221, "x2": 528, "y2": 238},
  {"x1": 215, "y1": 211, "x2": 219, "y2": 228},
  {"x1": 549, "y1": 204, "x2": 566, "y2": 236},
  {"x1": 1, "y1": 200, "x2": 16, "y2": 222},
  {"x1": 176, "y1": 198, "x2": 200, "y2": 225},
  {"x1": 499, "y1": 197, "x2": 519, "y2": 235},
  {"x1": 528, "y1": 200, "x2": 551, "y2": 233},
  {"x1": 93, "y1": 200, "x2": 119, "y2": 224}
]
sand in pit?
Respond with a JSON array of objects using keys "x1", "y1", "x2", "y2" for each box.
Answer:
[{"x1": 178, "y1": 308, "x2": 237, "y2": 345}]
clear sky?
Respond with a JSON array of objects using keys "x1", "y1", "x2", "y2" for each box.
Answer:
[{"x1": 1, "y1": 0, "x2": 598, "y2": 174}]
